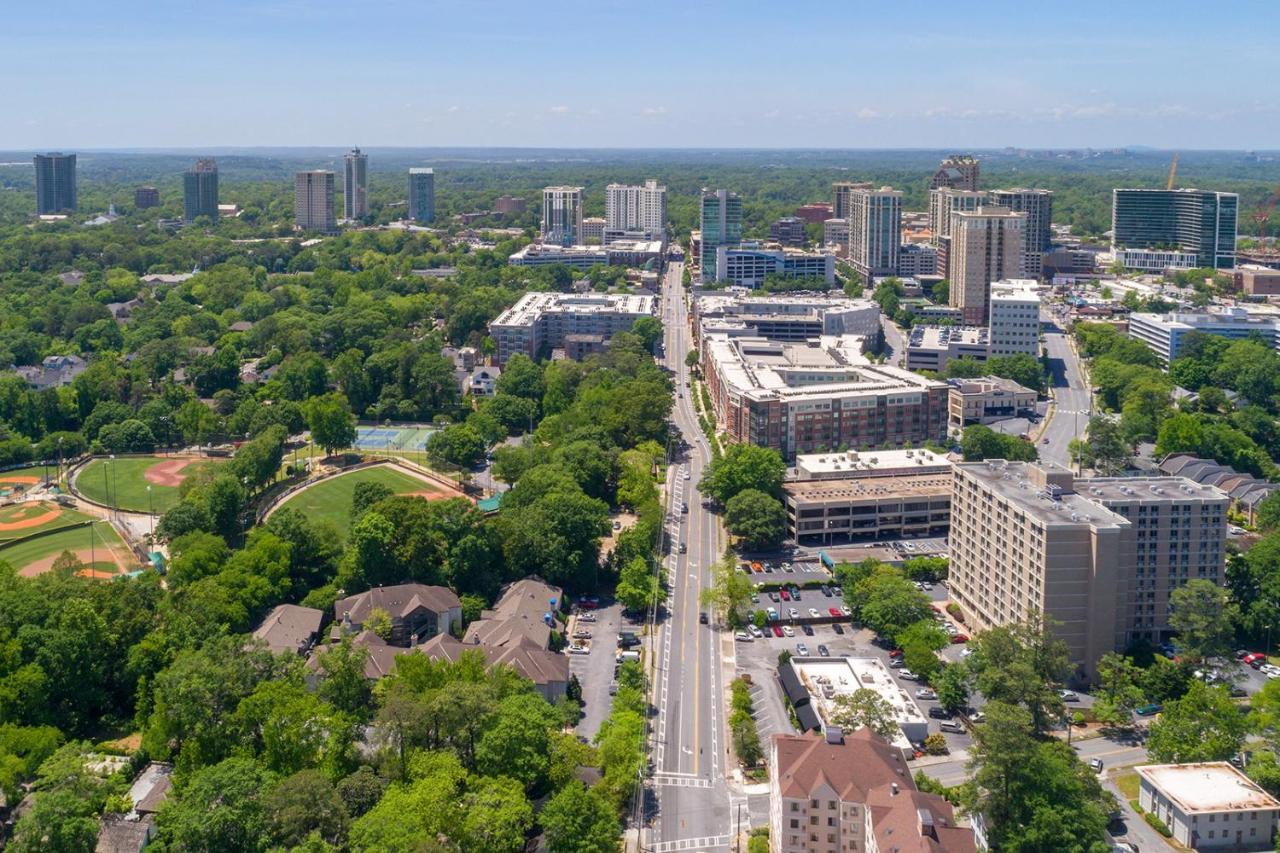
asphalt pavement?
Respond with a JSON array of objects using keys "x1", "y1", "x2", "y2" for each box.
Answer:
[
  {"x1": 647, "y1": 261, "x2": 734, "y2": 852},
  {"x1": 1039, "y1": 305, "x2": 1091, "y2": 468}
]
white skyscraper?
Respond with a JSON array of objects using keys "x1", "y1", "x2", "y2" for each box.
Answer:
[
  {"x1": 604, "y1": 179, "x2": 667, "y2": 241},
  {"x1": 295, "y1": 171, "x2": 336, "y2": 233},
  {"x1": 542, "y1": 186, "x2": 584, "y2": 246},
  {"x1": 343, "y1": 148, "x2": 368, "y2": 220},
  {"x1": 848, "y1": 187, "x2": 902, "y2": 278}
]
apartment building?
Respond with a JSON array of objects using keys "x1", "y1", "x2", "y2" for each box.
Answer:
[
  {"x1": 990, "y1": 188, "x2": 1053, "y2": 278},
  {"x1": 343, "y1": 148, "x2": 368, "y2": 220},
  {"x1": 929, "y1": 154, "x2": 980, "y2": 191},
  {"x1": 1128, "y1": 307, "x2": 1280, "y2": 364},
  {"x1": 1112, "y1": 188, "x2": 1238, "y2": 269},
  {"x1": 988, "y1": 279, "x2": 1042, "y2": 357},
  {"x1": 506, "y1": 240, "x2": 663, "y2": 270},
  {"x1": 847, "y1": 187, "x2": 901, "y2": 278},
  {"x1": 34, "y1": 152, "x2": 77, "y2": 214},
  {"x1": 795, "y1": 203, "x2": 834, "y2": 224},
  {"x1": 1138, "y1": 763, "x2": 1280, "y2": 852},
  {"x1": 785, "y1": 472, "x2": 952, "y2": 543},
  {"x1": 895, "y1": 243, "x2": 938, "y2": 277},
  {"x1": 694, "y1": 293, "x2": 880, "y2": 343},
  {"x1": 948, "y1": 206, "x2": 1026, "y2": 325},
  {"x1": 134, "y1": 186, "x2": 160, "y2": 209},
  {"x1": 822, "y1": 218, "x2": 849, "y2": 250},
  {"x1": 1235, "y1": 264, "x2": 1280, "y2": 295},
  {"x1": 947, "y1": 376, "x2": 1037, "y2": 426},
  {"x1": 770, "y1": 216, "x2": 809, "y2": 246},
  {"x1": 713, "y1": 245, "x2": 835, "y2": 288},
  {"x1": 770, "y1": 728, "x2": 974, "y2": 853},
  {"x1": 928, "y1": 189, "x2": 986, "y2": 249},
  {"x1": 832, "y1": 181, "x2": 872, "y2": 221},
  {"x1": 581, "y1": 216, "x2": 605, "y2": 243},
  {"x1": 701, "y1": 334, "x2": 948, "y2": 460},
  {"x1": 488, "y1": 292, "x2": 657, "y2": 364},
  {"x1": 294, "y1": 170, "x2": 336, "y2": 233},
  {"x1": 949, "y1": 462, "x2": 1227, "y2": 678},
  {"x1": 408, "y1": 168, "x2": 435, "y2": 223},
  {"x1": 541, "y1": 186, "x2": 584, "y2": 246},
  {"x1": 605, "y1": 179, "x2": 666, "y2": 240}
]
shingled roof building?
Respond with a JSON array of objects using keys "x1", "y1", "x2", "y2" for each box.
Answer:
[
  {"x1": 252, "y1": 604, "x2": 324, "y2": 655},
  {"x1": 333, "y1": 583, "x2": 462, "y2": 645},
  {"x1": 463, "y1": 577, "x2": 562, "y2": 650},
  {"x1": 769, "y1": 728, "x2": 974, "y2": 853}
]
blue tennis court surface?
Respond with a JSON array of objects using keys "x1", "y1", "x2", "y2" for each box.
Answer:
[{"x1": 353, "y1": 425, "x2": 436, "y2": 451}]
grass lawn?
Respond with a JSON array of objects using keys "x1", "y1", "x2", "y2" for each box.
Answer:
[
  {"x1": 0, "y1": 520, "x2": 135, "y2": 576},
  {"x1": 0, "y1": 502, "x2": 94, "y2": 542},
  {"x1": 1114, "y1": 769, "x2": 1140, "y2": 800},
  {"x1": 275, "y1": 465, "x2": 442, "y2": 540},
  {"x1": 76, "y1": 456, "x2": 227, "y2": 514}
]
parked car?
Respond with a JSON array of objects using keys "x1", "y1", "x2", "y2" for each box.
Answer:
[
  {"x1": 828, "y1": 607, "x2": 843, "y2": 618},
  {"x1": 577, "y1": 612, "x2": 597, "y2": 623},
  {"x1": 939, "y1": 720, "x2": 964, "y2": 733},
  {"x1": 898, "y1": 669, "x2": 917, "y2": 681},
  {"x1": 839, "y1": 606, "x2": 851, "y2": 616},
  {"x1": 928, "y1": 706, "x2": 952, "y2": 719},
  {"x1": 748, "y1": 625, "x2": 764, "y2": 638},
  {"x1": 1059, "y1": 689, "x2": 1079, "y2": 702},
  {"x1": 915, "y1": 688, "x2": 937, "y2": 700},
  {"x1": 576, "y1": 596, "x2": 600, "y2": 610},
  {"x1": 1135, "y1": 703, "x2": 1163, "y2": 716},
  {"x1": 780, "y1": 590, "x2": 791, "y2": 601},
  {"x1": 796, "y1": 643, "x2": 809, "y2": 656},
  {"x1": 889, "y1": 658, "x2": 904, "y2": 669},
  {"x1": 735, "y1": 632, "x2": 752, "y2": 642},
  {"x1": 888, "y1": 649, "x2": 904, "y2": 659},
  {"x1": 801, "y1": 624, "x2": 814, "y2": 636},
  {"x1": 950, "y1": 633, "x2": 969, "y2": 644},
  {"x1": 771, "y1": 626, "x2": 783, "y2": 638},
  {"x1": 831, "y1": 623, "x2": 845, "y2": 635},
  {"x1": 767, "y1": 607, "x2": 779, "y2": 621},
  {"x1": 821, "y1": 586, "x2": 833, "y2": 598},
  {"x1": 572, "y1": 630, "x2": 592, "y2": 640},
  {"x1": 818, "y1": 644, "x2": 830, "y2": 657},
  {"x1": 1089, "y1": 758, "x2": 1104, "y2": 773},
  {"x1": 808, "y1": 608, "x2": 821, "y2": 619},
  {"x1": 782, "y1": 625, "x2": 795, "y2": 637},
  {"x1": 569, "y1": 644, "x2": 590, "y2": 655},
  {"x1": 768, "y1": 592, "x2": 780, "y2": 602},
  {"x1": 789, "y1": 608, "x2": 799, "y2": 620}
]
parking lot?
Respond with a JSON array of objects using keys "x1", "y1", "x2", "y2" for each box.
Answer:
[
  {"x1": 737, "y1": 557, "x2": 830, "y2": 585},
  {"x1": 566, "y1": 600, "x2": 645, "y2": 740}
]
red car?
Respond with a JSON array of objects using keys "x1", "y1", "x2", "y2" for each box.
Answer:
[
  {"x1": 828, "y1": 607, "x2": 842, "y2": 618},
  {"x1": 780, "y1": 590, "x2": 791, "y2": 601},
  {"x1": 576, "y1": 596, "x2": 600, "y2": 610},
  {"x1": 771, "y1": 625, "x2": 784, "y2": 638},
  {"x1": 888, "y1": 649, "x2": 904, "y2": 659},
  {"x1": 1243, "y1": 653, "x2": 1266, "y2": 666},
  {"x1": 950, "y1": 633, "x2": 969, "y2": 644}
]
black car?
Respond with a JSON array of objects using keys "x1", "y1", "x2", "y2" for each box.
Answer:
[
  {"x1": 928, "y1": 706, "x2": 952, "y2": 719},
  {"x1": 801, "y1": 624, "x2": 814, "y2": 636},
  {"x1": 831, "y1": 623, "x2": 845, "y2": 635},
  {"x1": 820, "y1": 586, "x2": 833, "y2": 598},
  {"x1": 699, "y1": 612, "x2": 708, "y2": 624}
]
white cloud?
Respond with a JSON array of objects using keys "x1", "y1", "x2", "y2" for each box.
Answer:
[
  {"x1": 643, "y1": 106, "x2": 667, "y2": 116},
  {"x1": 447, "y1": 105, "x2": 460, "y2": 113},
  {"x1": 549, "y1": 105, "x2": 569, "y2": 114},
  {"x1": 856, "y1": 108, "x2": 879, "y2": 120}
]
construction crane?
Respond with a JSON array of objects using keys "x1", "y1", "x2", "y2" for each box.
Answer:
[
  {"x1": 1166, "y1": 153, "x2": 1179, "y2": 190},
  {"x1": 1251, "y1": 186, "x2": 1280, "y2": 242}
]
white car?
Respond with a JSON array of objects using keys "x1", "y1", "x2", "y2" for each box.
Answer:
[
  {"x1": 809, "y1": 608, "x2": 821, "y2": 619},
  {"x1": 577, "y1": 612, "x2": 596, "y2": 623},
  {"x1": 1229, "y1": 525, "x2": 1246, "y2": 535},
  {"x1": 789, "y1": 608, "x2": 800, "y2": 620},
  {"x1": 960, "y1": 648, "x2": 975, "y2": 658},
  {"x1": 782, "y1": 625, "x2": 795, "y2": 637},
  {"x1": 840, "y1": 606, "x2": 851, "y2": 617},
  {"x1": 1059, "y1": 689, "x2": 1079, "y2": 702},
  {"x1": 735, "y1": 632, "x2": 752, "y2": 642},
  {"x1": 748, "y1": 624, "x2": 764, "y2": 638},
  {"x1": 898, "y1": 669, "x2": 917, "y2": 681},
  {"x1": 568, "y1": 644, "x2": 590, "y2": 655},
  {"x1": 915, "y1": 688, "x2": 937, "y2": 700}
]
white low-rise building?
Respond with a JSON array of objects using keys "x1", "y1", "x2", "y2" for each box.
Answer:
[
  {"x1": 694, "y1": 292, "x2": 880, "y2": 343},
  {"x1": 790, "y1": 657, "x2": 928, "y2": 750},
  {"x1": 489, "y1": 292, "x2": 657, "y2": 365},
  {"x1": 1138, "y1": 762, "x2": 1279, "y2": 851},
  {"x1": 904, "y1": 326, "x2": 990, "y2": 372},
  {"x1": 792, "y1": 448, "x2": 952, "y2": 481},
  {"x1": 988, "y1": 279, "x2": 1042, "y2": 358}
]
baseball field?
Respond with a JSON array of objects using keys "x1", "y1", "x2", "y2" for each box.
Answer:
[
  {"x1": 273, "y1": 464, "x2": 462, "y2": 540},
  {"x1": 75, "y1": 456, "x2": 228, "y2": 514},
  {"x1": 0, "y1": 518, "x2": 138, "y2": 579}
]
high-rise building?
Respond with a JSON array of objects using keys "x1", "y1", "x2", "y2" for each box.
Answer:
[
  {"x1": 948, "y1": 206, "x2": 1026, "y2": 325},
  {"x1": 294, "y1": 171, "x2": 336, "y2": 233},
  {"x1": 542, "y1": 186, "x2": 584, "y2": 246},
  {"x1": 494, "y1": 195, "x2": 526, "y2": 215},
  {"x1": 604, "y1": 180, "x2": 666, "y2": 240},
  {"x1": 988, "y1": 280, "x2": 1042, "y2": 357},
  {"x1": 929, "y1": 154, "x2": 980, "y2": 191},
  {"x1": 408, "y1": 168, "x2": 435, "y2": 224},
  {"x1": 134, "y1": 187, "x2": 160, "y2": 209},
  {"x1": 928, "y1": 189, "x2": 986, "y2": 247},
  {"x1": 33, "y1": 153, "x2": 77, "y2": 214},
  {"x1": 949, "y1": 461, "x2": 1227, "y2": 678},
  {"x1": 991, "y1": 188, "x2": 1053, "y2": 278},
  {"x1": 769, "y1": 216, "x2": 808, "y2": 247},
  {"x1": 1112, "y1": 188, "x2": 1238, "y2": 269},
  {"x1": 699, "y1": 189, "x2": 743, "y2": 279},
  {"x1": 183, "y1": 158, "x2": 219, "y2": 223},
  {"x1": 832, "y1": 181, "x2": 872, "y2": 221},
  {"x1": 343, "y1": 148, "x2": 369, "y2": 220},
  {"x1": 847, "y1": 187, "x2": 901, "y2": 278}
]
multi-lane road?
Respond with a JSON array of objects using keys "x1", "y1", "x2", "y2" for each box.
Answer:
[
  {"x1": 1039, "y1": 305, "x2": 1091, "y2": 468},
  {"x1": 646, "y1": 260, "x2": 734, "y2": 852}
]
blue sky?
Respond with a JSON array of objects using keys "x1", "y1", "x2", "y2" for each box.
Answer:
[{"x1": 5, "y1": 0, "x2": 1277, "y2": 149}]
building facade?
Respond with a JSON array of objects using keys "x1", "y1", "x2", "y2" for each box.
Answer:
[
  {"x1": 1235, "y1": 264, "x2": 1280, "y2": 295},
  {"x1": 832, "y1": 181, "x2": 872, "y2": 221},
  {"x1": 294, "y1": 171, "x2": 336, "y2": 233},
  {"x1": 34, "y1": 152, "x2": 77, "y2": 214},
  {"x1": 494, "y1": 194, "x2": 526, "y2": 215},
  {"x1": 795, "y1": 203, "x2": 833, "y2": 224},
  {"x1": 770, "y1": 216, "x2": 808, "y2": 246},
  {"x1": 785, "y1": 473, "x2": 952, "y2": 543},
  {"x1": 604, "y1": 180, "x2": 666, "y2": 239},
  {"x1": 713, "y1": 246, "x2": 835, "y2": 288},
  {"x1": 947, "y1": 376, "x2": 1037, "y2": 427},
  {"x1": 988, "y1": 279, "x2": 1042, "y2": 357},
  {"x1": 822, "y1": 218, "x2": 850, "y2": 250},
  {"x1": 896, "y1": 243, "x2": 938, "y2": 277},
  {"x1": 134, "y1": 186, "x2": 160, "y2": 209},
  {"x1": 1128, "y1": 307, "x2": 1280, "y2": 364},
  {"x1": 929, "y1": 154, "x2": 980, "y2": 191},
  {"x1": 488, "y1": 292, "x2": 657, "y2": 364},
  {"x1": 1112, "y1": 188, "x2": 1239, "y2": 269},
  {"x1": 343, "y1": 148, "x2": 368, "y2": 220},
  {"x1": 770, "y1": 728, "x2": 975, "y2": 853},
  {"x1": 541, "y1": 186, "x2": 584, "y2": 246},
  {"x1": 949, "y1": 462, "x2": 1227, "y2": 678},
  {"x1": 700, "y1": 189, "x2": 743, "y2": 279},
  {"x1": 694, "y1": 293, "x2": 881, "y2": 343},
  {"x1": 904, "y1": 326, "x2": 990, "y2": 372},
  {"x1": 847, "y1": 187, "x2": 902, "y2": 278},
  {"x1": 702, "y1": 333, "x2": 948, "y2": 460},
  {"x1": 183, "y1": 158, "x2": 219, "y2": 223},
  {"x1": 408, "y1": 168, "x2": 435, "y2": 223},
  {"x1": 581, "y1": 216, "x2": 605, "y2": 243},
  {"x1": 990, "y1": 188, "x2": 1053, "y2": 278},
  {"x1": 948, "y1": 206, "x2": 1026, "y2": 325},
  {"x1": 1138, "y1": 763, "x2": 1279, "y2": 851}
]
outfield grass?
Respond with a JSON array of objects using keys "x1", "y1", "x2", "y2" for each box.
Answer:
[
  {"x1": 76, "y1": 456, "x2": 227, "y2": 513},
  {"x1": 0, "y1": 520, "x2": 134, "y2": 575},
  {"x1": 275, "y1": 465, "x2": 442, "y2": 540},
  {"x1": 0, "y1": 502, "x2": 94, "y2": 542}
]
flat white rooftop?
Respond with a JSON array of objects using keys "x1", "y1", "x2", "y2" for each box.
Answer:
[
  {"x1": 791, "y1": 657, "x2": 926, "y2": 751},
  {"x1": 1138, "y1": 763, "x2": 1280, "y2": 814},
  {"x1": 490, "y1": 291, "x2": 657, "y2": 328},
  {"x1": 793, "y1": 448, "x2": 952, "y2": 479}
]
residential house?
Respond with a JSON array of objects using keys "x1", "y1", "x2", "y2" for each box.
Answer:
[
  {"x1": 332, "y1": 583, "x2": 463, "y2": 645},
  {"x1": 466, "y1": 365, "x2": 501, "y2": 396},
  {"x1": 251, "y1": 604, "x2": 324, "y2": 655}
]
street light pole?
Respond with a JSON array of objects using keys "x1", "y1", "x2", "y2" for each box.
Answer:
[{"x1": 147, "y1": 484, "x2": 154, "y2": 542}]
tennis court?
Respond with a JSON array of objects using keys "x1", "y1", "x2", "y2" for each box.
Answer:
[{"x1": 352, "y1": 425, "x2": 437, "y2": 452}]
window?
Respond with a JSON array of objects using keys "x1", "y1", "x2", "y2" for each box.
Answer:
[{"x1": 791, "y1": 819, "x2": 799, "y2": 829}]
